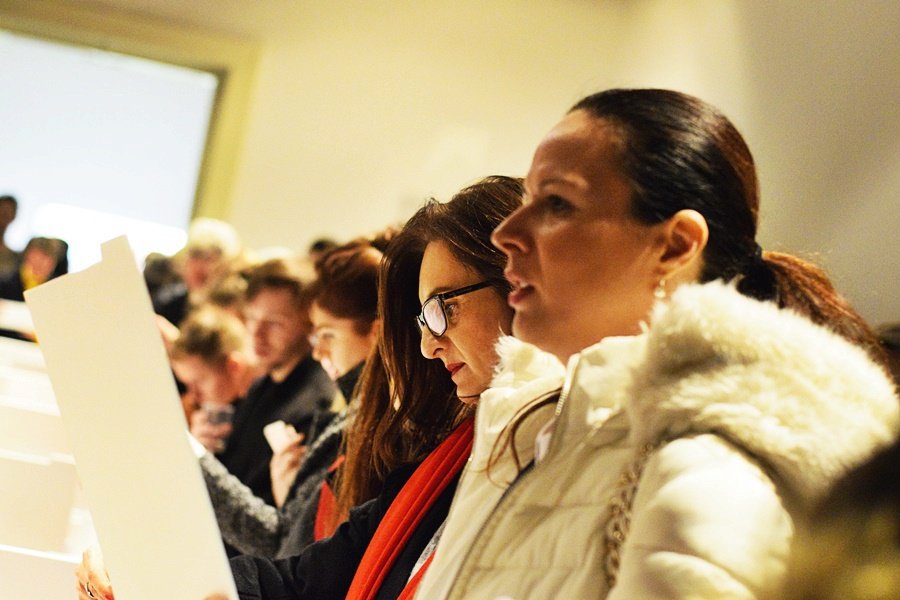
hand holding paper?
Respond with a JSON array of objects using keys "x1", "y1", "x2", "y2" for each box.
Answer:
[
  {"x1": 265, "y1": 420, "x2": 306, "y2": 507},
  {"x1": 76, "y1": 545, "x2": 113, "y2": 600}
]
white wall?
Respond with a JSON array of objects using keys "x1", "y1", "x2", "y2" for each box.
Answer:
[
  {"x1": 28, "y1": 0, "x2": 900, "y2": 323},
  {"x1": 228, "y1": 1, "x2": 752, "y2": 244}
]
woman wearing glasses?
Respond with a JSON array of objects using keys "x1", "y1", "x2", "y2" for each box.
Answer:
[
  {"x1": 224, "y1": 175, "x2": 561, "y2": 600},
  {"x1": 418, "y1": 89, "x2": 898, "y2": 600},
  {"x1": 79, "y1": 177, "x2": 544, "y2": 600}
]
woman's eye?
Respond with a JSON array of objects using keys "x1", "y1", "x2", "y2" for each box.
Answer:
[
  {"x1": 444, "y1": 302, "x2": 459, "y2": 320},
  {"x1": 546, "y1": 195, "x2": 572, "y2": 214}
]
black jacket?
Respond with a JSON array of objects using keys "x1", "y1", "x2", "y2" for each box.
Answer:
[
  {"x1": 230, "y1": 463, "x2": 460, "y2": 600},
  {"x1": 218, "y1": 355, "x2": 336, "y2": 505}
]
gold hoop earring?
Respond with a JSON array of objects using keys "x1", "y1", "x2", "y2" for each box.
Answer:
[{"x1": 654, "y1": 279, "x2": 667, "y2": 300}]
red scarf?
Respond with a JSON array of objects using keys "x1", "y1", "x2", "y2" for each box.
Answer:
[
  {"x1": 345, "y1": 417, "x2": 474, "y2": 600},
  {"x1": 313, "y1": 455, "x2": 345, "y2": 541}
]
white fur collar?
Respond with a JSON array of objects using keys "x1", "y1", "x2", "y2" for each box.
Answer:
[
  {"x1": 490, "y1": 335, "x2": 565, "y2": 390},
  {"x1": 621, "y1": 281, "x2": 899, "y2": 506}
]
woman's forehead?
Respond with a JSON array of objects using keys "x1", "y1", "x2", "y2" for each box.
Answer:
[
  {"x1": 418, "y1": 241, "x2": 480, "y2": 300},
  {"x1": 527, "y1": 113, "x2": 621, "y2": 186}
]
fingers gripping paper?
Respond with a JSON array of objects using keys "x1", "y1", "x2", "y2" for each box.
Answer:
[{"x1": 25, "y1": 237, "x2": 238, "y2": 600}]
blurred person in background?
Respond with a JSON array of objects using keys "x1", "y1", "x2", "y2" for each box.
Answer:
[
  {"x1": 0, "y1": 235, "x2": 68, "y2": 301},
  {"x1": 153, "y1": 217, "x2": 242, "y2": 327},
  {"x1": 143, "y1": 252, "x2": 181, "y2": 300},
  {"x1": 216, "y1": 257, "x2": 337, "y2": 506},
  {"x1": 0, "y1": 194, "x2": 19, "y2": 276},
  {"x1": 171, "y1": 306, "x2": 261, "y2": 452}
]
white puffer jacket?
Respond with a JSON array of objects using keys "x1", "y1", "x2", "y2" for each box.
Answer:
[{"x1": 437, "y1": 281, "x2": 899, "y2": 600}]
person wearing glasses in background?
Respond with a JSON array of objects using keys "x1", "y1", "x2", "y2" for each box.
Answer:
[{"x1": 199, "y1": 239, "x2": 384, "y2": 561}]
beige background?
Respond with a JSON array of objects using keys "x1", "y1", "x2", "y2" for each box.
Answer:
[{"x1": 4, "y1": 0, "x2": 899, "y2": 324}]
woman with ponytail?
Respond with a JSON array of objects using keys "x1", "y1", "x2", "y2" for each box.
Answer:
[{"x1": 421, "y1": 89, "x2": 899, "y2": 600}]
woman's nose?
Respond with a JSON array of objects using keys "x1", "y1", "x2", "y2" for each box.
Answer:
[
  {"x1": 419, "y1": 327, "x2": 443, "y2": 359},
  {"x1": 491, "y1": 206, "x2": 529, "y2": 256}
]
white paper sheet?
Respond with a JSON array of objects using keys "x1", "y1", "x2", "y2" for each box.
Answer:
[{"x1": 25, "y1": 236, "x2": 238, "y2": 600}]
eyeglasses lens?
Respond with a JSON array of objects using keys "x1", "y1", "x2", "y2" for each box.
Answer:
[{"x1": 422, "y1": 297, "x2": 446, "y2": 336}]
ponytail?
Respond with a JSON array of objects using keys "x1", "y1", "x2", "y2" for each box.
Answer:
[{"x1": 738, "y1": 250, "x2": 887, "y2": 369}]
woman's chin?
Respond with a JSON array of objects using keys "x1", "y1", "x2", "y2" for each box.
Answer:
[
  {"x1": 511, "y1": 313, "x2": 547, "y2": 347},
  {"x1": 320, "y1": 358, "x2": 342, "y2": 381},
  {"x1": 455, "y1": 386, "x2": 485, "y2": 405}
]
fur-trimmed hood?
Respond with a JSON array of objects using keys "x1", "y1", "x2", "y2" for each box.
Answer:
[
  {"x1": 614, "y1": 281, "x2": 899, "y2": 507},
  {"x1": 479, "y1": 281, "x2": 897, "y2": 506}
]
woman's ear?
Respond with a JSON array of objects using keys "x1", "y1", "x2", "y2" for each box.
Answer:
[
  {"x1": 658, "y1": 209, "x2": 708, "y2": 278},
  {"x1": 366, "y1": 318, "x2": 382, "y2": 344}
]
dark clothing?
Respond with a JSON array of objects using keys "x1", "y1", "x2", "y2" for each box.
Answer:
[
  {"x1": 230, "y1": 464, "x2": 461, "y2": 600},
  {"x1": 218, "y1": 356, "x2": 336, "y2": 506},
  {"x1": 0, "y1": 270, "x2": 25, "y2": 301},
  {"x1": 275, "y1": 365, "x2": 363, "y2": 555},
  {"x1": 149, "y1": 282, "x2": 189, "y2": 393},
  {"x1": 0, "y1": 272, "x2": 31, "y2": 341},
  {"x1": 151, "y1": 282, "x2": 189, "y2": 326},
  {"x1": 336, "y1": 362, "x2": 363, "y2": 404},
  {"x1": 0, "y1": 246, "x2": 19, "y2": 277}
]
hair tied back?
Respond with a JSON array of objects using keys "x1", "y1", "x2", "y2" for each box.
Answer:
[{"x1": 736, "y1": 242, "x2": 778, "y2": 303}]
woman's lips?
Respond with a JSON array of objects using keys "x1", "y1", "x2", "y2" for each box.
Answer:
[
  {"x1": 507, "y1": 283, "x2": 534, "y2": 306},
  {"x1": 446, "y1": 362, "x2": 464, "y2": 377},
  {"x1": 504, "y1": 268, "x2": 534, "y2": 307}
]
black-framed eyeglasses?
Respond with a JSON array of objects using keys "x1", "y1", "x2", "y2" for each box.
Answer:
[{"x1": 416, "y1": 281, "x2": 491, "y2": 337}]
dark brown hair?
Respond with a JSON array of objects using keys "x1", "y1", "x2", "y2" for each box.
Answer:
[
  {"x1": 308, "y1": 240, "x2": 382, "y2": 335},
  {"x1": 571, "y1": 89, "x2": 884, "y2": 365},
  {"x1": 334, "y1": 175, "x2": 523, "y2": 518}
]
